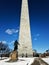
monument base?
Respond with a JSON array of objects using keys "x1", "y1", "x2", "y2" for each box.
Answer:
[{"x1": 10, "y1": 51, "x2": 18, "y2": 61}]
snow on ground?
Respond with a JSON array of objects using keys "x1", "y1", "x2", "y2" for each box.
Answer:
[
  {"x1": 42, "y1": 57, "x2": 49, "y2": 64},
  {"x1": 0, "y1": 57, "x2": 35, "y2": 65}
]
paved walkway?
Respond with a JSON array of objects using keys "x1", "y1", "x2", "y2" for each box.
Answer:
[{"x1": 31, "y1": 58, "x2": 49, "y2": 65}]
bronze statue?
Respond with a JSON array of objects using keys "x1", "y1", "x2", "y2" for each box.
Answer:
[{"x1": 14, "y1": 40, "x2": 19, "y2": 51}]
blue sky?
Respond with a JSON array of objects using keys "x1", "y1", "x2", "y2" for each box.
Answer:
[{"x1": 0, "y1": 0, "x2": 49, "y2": 53}]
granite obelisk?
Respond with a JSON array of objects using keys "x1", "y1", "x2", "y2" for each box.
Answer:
[{"x1": 18, "y1": 0, "x2": 33, "y2": 57}]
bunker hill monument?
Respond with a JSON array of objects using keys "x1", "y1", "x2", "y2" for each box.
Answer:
[{"x1": 18, "y1": 0, "x2": 33, "y2": 57}]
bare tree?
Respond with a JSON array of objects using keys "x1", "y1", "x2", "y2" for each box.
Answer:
[
  {"x1": 0, "y1": 42, "x2": 10, "y2": 59},
  {"x1": 46, "y1": 49, "x2": 49, "y2": 53}
]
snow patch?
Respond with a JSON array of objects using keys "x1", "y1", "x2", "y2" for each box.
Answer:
[
  {"x1": 0, "y1": 57, "x2": 35, "y2": 65},
  {"x1": 42, "y1": 57, "x2": 49, "y2": 64}
]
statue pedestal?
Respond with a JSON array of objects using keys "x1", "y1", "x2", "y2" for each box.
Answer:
[{"x1": 10, "y1": 51, "x2": 18, "y2": 61}]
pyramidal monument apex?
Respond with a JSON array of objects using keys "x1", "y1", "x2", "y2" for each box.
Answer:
[{"x1": 18, "y1": 0, "x2": 33, "y2": 57}]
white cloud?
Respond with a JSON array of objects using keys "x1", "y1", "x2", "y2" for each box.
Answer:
[
  {"x1": 2, "y1": 41, "x2": 7, "y2": 44},
  {"x1": 5, "y1": 29, "x2": 19, "y2": 35},
  {"x1": 15, "y1": 30, "x2": 19, "y2": 33},
  {"x1": 8, "y1": 40, "x2": 15, "y2": 50},
  {"x1": 34, "y1": 38, "x2": 37, "y2": 41},
  {"x1": 5, "y1": 29, "x2": 13, "y2": 35},
  {"x1": 33, "y1": 33, "x2": 40, "y2": 41},
  {"x1": 10, "y1": 40, "x2": 15, "y2": 44},
  {"x1": 8, "y1": 40, "x2": 15, "y2": 46},
  {"x1": 0, "y1": 41, "x2": 1, "y2": 43},
  {"x1": 36, "y1": 34, "x2": 40, "y2": 37},
  {"x1": 0, "y1": 41, "x2": 7, "y2": 44}
]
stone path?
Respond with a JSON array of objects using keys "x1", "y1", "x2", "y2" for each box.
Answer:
[{"x1": 31, "y1": 58, "x2": 49, "y2": 65}]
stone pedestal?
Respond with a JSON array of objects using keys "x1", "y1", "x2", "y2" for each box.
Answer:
[{"x1": 10, "y1": 51, "x2": 18, "y2": 61}]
